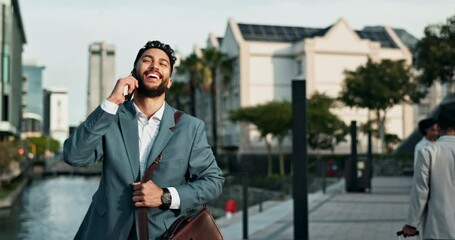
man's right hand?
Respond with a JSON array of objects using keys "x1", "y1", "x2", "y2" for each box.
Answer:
[{"x1": 107, "y1": 74, "x2": 139, "y2": 105}]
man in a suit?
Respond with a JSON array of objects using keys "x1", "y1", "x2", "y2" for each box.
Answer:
[
  {"x1": 64, "y1": 40, "x2": 224, "y2": 240},
  {"x1": 402, "y1": 102, "x2": 455, "y2": 239}
]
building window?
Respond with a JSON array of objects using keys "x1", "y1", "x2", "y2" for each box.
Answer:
[
  {"x1": 419, "y1": 103, "x2": 430, "y2": 115},
  {"x1": 2, "y1": 54, "x2": 10, "y2": 85},
  {"x1": 296, "y1": 60, "x2": 302, "y2": 75}
]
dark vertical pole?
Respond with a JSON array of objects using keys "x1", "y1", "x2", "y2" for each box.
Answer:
[
  {"x1": 322, "y1": 158, "x2": 326, "y2": 194},
  {"x1": 1, "y1": 4, "x2": 6, "y2": 121},
  {"x1": 350, "y1": 121, "x2": 358, "y2": 191},
  {"x1": 292, "y1": 80, "x2": 308, "y2": 240},
  {"x1": 210, "y1": 74, "x2": 218, "y2": 160},
  {"x1": 367, "y1": 130, "x2": 373, "y2": 191},
  {"x1": 242, "y1": 172, "x2": 248, "y2": 240}
]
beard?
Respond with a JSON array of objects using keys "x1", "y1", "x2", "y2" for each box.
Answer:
[{"x1": 136, "y1": 74, "x2": 169, "y2": 98}]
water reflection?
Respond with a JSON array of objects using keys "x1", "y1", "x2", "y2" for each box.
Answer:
[{"x1": 1, "y1": 176, "x2": 99, "y2": 240}]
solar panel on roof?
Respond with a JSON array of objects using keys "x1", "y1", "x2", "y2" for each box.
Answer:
[
  {"x1": 275, "y1": 27, "x2": 285, "y2": 35},
  {"x1": 238, "y1": 23, "x2": 331, "y2": 42},
  {"x1": 355, "y1": 30, "x2": 398, "y2": 48}
]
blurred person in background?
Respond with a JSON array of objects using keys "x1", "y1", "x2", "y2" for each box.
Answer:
[
  {"x1": 402, "y1": 103, "x2": 455, "y2": 239},
  {"x1": 414, "y1": 118, "x2": 439, "y2": 167}
]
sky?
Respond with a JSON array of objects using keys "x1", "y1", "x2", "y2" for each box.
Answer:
[{"x1": 19, "y1": 0, "x2": 454, "y2": 125}]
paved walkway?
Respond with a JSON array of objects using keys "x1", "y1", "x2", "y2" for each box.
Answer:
[{"x1": 218, "y1": 176, "x2": 415, "y2": 240}]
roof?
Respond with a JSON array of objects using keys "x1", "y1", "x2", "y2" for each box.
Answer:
[
  {"x1": 217, "y1": 37, "x2": 224, "y2": 46},
  {"x1": 392, "y1": 28, "x2": 419, "y2": 50},
  {"x1": 355, "y1": 29, "x2": 398, "y2": 48},
  {"x1": 237, "y1": 23, "x2": 416, "y2": 49},
  {"x1": 238, "y1": 23, "x2": 328, "y2": 43},
  {"x1": 12, "y1": 0, "x2": 26, "y2": 43}
]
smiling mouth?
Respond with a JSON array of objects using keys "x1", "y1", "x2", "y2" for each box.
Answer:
[
  {"x1": 143, "y1": 71, "x2": 162, "y2": 82},
  {"x1": 146, "y1": 73, "x2": 160, "y2": 79}
]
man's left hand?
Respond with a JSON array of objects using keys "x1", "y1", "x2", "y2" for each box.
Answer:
[{"x1": 132, "y1": 180, "x2": 164, "y2": 208}]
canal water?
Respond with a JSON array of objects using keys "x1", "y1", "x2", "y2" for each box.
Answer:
[{"x1": 0, "y1": 176, "x2": 99, "y2": 240}]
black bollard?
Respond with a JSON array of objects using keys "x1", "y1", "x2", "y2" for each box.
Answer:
[
  {"x1": 346, "y1": 121, "x2": 358, "y2": 192},
  {"x1": 367, "y1": 130, "x2": 373, "y2": 191},
  {"x1": 242, "y1": 172, "x2": 248, "y2": 240},
  {"x1": 292, "y1": 80, "x2": 308, "y2": 240}
]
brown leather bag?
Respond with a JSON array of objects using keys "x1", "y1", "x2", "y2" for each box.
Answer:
[{"x1": 161, "y1": 206, "x2": 223, "y2": 240}]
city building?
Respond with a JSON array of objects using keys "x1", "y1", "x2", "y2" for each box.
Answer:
[
  {"x1": 0, "y1": 0, "x2": 26, "y2": 139},
  {"x1": 191, "y1": 18, "x2": 420, "y2": 156},
  {"x1": 87, "y1": 42, "x2": 115, "y2": 115},
  {"x1": 21, "y1": 59, "x2": 45, "y2": 138},
  {"x1": 43, "y1": 88, "x2": 69, "y2": 148}
]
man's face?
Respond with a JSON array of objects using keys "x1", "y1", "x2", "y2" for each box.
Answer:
[
  {"x1": 134, "y1": 48, "x2": 172, "y2": 97},
  {"x1": 426, "y1": 124, "x2": 439, "y2": 141}
]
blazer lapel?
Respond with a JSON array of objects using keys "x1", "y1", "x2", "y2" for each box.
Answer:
[
  {"x1": 146, "y1": 102, "x2": 176, "y2": 168},
  {"x1": 119, "y1": 101, "x2": 140, "y2": 181}
]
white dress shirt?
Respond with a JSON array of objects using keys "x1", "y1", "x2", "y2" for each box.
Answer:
[{"x1": 101, "y1": 99, "x2": 181, "y2": 209}]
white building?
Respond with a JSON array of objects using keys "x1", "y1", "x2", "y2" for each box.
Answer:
[
  {"x1": 194, "y1": 18, "x2": 420, "y2": 156},
  {"x1": 43, "y1": 88, "x2": 69, "y2": 148},
  {"x1": 87, "y1": 42, "x2": 116, "y2": 115}
]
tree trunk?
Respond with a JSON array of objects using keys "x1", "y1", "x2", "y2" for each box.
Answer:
[
  {"x1": 376, "y1": 110, "x2": 387, "y2": 154},
  {"x1": 449, "y1": 79, "x2": 455, "y2": 93},
  {"x1": 265, "y1": 137, "x2": 273, "y2": 177},
  {"x1": 210, "y1": 70, "x2": 218, "y2": 159},
  {"x1": 278, "y1": 139, "x2": 285, "y2": 177},
  {"x1": 189, "y1": 77, "x2": 196, "y2": 116}
]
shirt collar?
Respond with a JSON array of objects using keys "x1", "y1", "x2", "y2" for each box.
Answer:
[
  {"x1": 439, "y1": 135, "x2": 455, "y2": 141},
  {"x1": 132, "y1": 101, "x2": 165, "y2": 122}
]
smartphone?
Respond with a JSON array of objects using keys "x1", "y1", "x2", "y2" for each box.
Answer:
[
  {"x1": 123, "y1": 69, "x2": 137, "y2": 100},
  {"x1": 123, "y1": 85, "x2": 129, "y2": 96}
]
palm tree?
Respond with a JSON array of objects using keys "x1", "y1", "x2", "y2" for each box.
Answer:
[
  {"x1": 200, "y1": 48, "x2": 232, "y2": 158},
  {"x1": 175, "y1": 53, "x2": 203, "y2": 116},
  {"x1": 166, "y1": 81, "x2": 188, "y2": 111}
]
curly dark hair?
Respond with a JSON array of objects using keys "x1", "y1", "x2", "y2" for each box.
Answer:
[
  {"x1": 418, "y1": 118, "x2": 437, "y2": 135},
  {"x1": 133, "y1": 40, "x2": 177, "y2": 75}
]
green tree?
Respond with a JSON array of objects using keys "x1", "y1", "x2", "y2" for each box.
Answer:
[
  {"x1": 0, "y1": 140, "x2": 20, "y2": 176},
  {"x1": 339, "y1": 59, "x2": 422, "y2": 153},
  {"x1": 166, "y1": 81, "x2": 189, "y2": 111},
  {"x1": 26, "y1": 136, "x2": 60, "y2": 157},
  {"x1": 415, "y1": 14, "x2": 455, "y2": 91},
  {"x1": 385, "y1": 133, "x2": 401, "y2": 153},
  {"x1": 260, "y1": 101, "x2": 292, "y2": 176},
  {"x1": 360, "y1": 120, "x2": 401, "y2": 153},
  {"x1": 200, "y1": 48, "x2": 232, "y2": 158},
  {"x1": 175, "y1": 53, "x2": 203, "y2": 116},
  {"x1": 229, "y1": 101, "x2": 292, "y2": 176},
  {"x1": 308, "y1": 92, "x2": 348, "y2": 153}
]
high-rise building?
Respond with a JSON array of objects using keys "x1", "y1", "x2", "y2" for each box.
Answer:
[
  {"x1": 43, "y1": 88, "x2": 69, "y2": 148},
  {"x1": 21, "y1": 60, "x2": 45, "y2": 138},
  {"x1": 0, "y1": 0, "x2": 26, "y2": 138},
  {"x1": 22, "y1": 59, "x2": 45, "y2": 118},
  {"x1": 87, "y1": 42, "x2": 115, "y2": 115}
]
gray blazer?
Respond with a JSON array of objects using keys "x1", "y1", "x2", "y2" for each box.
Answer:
[
  {"x1": 406, "y1": 136, "x2": 455, "y2": 239},
  {"x1": 64, "y1": 101, "x2": 224, "y2": 240}
]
